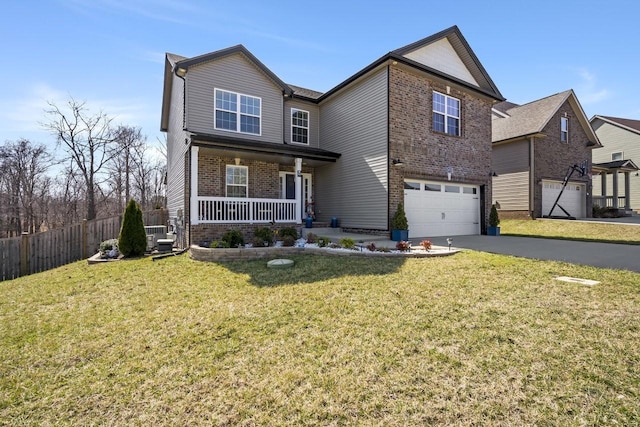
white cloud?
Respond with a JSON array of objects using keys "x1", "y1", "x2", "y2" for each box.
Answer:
[{"x1": 576, "y1": 68, "x2": 611, "y2": 105}]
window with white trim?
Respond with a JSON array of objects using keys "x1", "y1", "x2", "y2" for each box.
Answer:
[
  {"x1": 291, "y1": 108, "x2": 309, "y2": 144},
  {"x1": 226, "y1": 165, "x2": 248, "y2": 197},
  {"x1": 433, "y1": 91, "x2": 460, "y2": 136},
  {"x1": 215, "y1": 89, "x2": 261, "y2": 135},
  {"x1": 560, "y1": 117, "x2": 569, "y2": 142},
  {"x1": 612, "y1": 152, "x2": 623, "y2": 161}
]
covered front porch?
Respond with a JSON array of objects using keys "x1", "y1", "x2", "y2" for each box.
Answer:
[
  {"x1": 592, "y1": 159, "x2": 640, "y2": 213},
  {"x1": 188, "y1": 133, "x2": 340, "y2": 227}
]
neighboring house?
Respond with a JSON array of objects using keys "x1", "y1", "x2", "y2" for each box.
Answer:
[
  {"x1": 161, "y1": 26, "x2": 504, "y2": 246},
  {"x1": 590, "y1": 116, "x2": 640, "y2": 213},
  {"x1": 491, "y1": 90, "x2": 601, "y2": 219}
]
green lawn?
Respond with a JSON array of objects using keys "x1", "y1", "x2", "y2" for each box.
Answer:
[
  {"x1": 1, "y1": 252, "x2": 639, "y2": 425},
  {"x1": 501, "y1": 219, "x2": 640, "y2": 244}
]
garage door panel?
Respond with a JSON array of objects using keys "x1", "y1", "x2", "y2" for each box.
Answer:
[{"x1": 405, "y1": 179, "x2": 480, "y2": 238}]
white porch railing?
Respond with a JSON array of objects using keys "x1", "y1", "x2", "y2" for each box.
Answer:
[
  {"x1": 197, "y1": 197, "x2": 297, "y2": 223},
  {"x1": 593, "y1": 196, "x2": 627, "y2": 208}
]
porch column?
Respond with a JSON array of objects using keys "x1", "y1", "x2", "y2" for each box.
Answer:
[
  {"x1": 624, "y1": 172, "x2": 631, "y2": 210},
  {"x1": 612, "y1": 171, "x2": 619, "y2": 209},
  {"x1": 190, "y1": 146, "x2": 200, "y2": 225},
  {"x1": 600, "y1": 173, "x2": 607, "y2": 198},
  {"x1": 295, "y1": 157, "x2": 302, "y2": 224}
]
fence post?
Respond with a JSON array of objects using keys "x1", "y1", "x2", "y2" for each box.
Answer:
[
  {"x1": 82, "y1": 219, "x2": 88, "y2": 259},
  {"x1": 20, "y1": 232, "x2": 29, "y2": 277}
]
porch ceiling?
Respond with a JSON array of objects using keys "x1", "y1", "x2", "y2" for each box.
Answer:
[{"x1": 191, "y1": 133, "x2": 340, "y2": 167}]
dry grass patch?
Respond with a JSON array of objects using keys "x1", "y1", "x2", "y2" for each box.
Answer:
[
  {"x1": 501, "y1": 219, "x2": 640, "y2": 244},
  {"x1": 1, "y1": 252, "x2": 639, "y2": 425}
]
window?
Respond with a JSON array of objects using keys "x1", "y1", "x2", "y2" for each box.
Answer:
[
  {"x1": 215, "y1": 89, "x2": 261, "y2": 135},
  {"x1": 425, "y1": 183, "x2": 441, "y2": 192},
  {"x1": 463, "y1": 187, "x2": 477, "y2": 194},
  {"x1": 291, "y1": 108, "x2": 309, "y2": 144},
  {"x1": 404, "y1": 181, "x2": 420, "y2": 190},
  {"x1": 226, "y1": 165, "x2": 248, "y2": 197},
  {"x1": 612, "y1": 152, "x2": 623, "y2": 161},
  {"x1": 433, "y1": 91, "x2": 460, "y2": 136},
  {"x1": 561, "y1": 117, "x2": 569, "y2": 142},
  {"x1": 445, "y1": 185, "x2": 460, "y2": 193}
]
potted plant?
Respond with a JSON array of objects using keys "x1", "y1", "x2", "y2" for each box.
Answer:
[
  {"x1": 391, "y1": 202, "x2": 409, "y2": 241},
  {"x1": 488, "y1": 203, "x2": 500, "y2": 236}
]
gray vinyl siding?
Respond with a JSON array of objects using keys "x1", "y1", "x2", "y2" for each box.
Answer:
[
  {"x1": 185, "y1": 53, "x2": 283, "y2": 143},
  {"x1": 284, "y1": 99, "x2": 320, "y2": 148},
  {"x1": 592, "y1": 121, "x2": 640, "y2": 210},
  {"x1": 491, "y1": 140, "x2": 530, "y2": 211},
  {"x1": 165, "y1": 73, "x2": 188, "y2": 220},
  {"x1": 316, "y1": 68, "x2": 388, "y2": 229},
  {"x1": 492, "y1": 172, "x2": 529, "y2": 210},
  {"x1": 492, "y1": 139, "x2": 529, "y2": 173}
]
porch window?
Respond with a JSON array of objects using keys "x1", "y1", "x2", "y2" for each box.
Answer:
[
  {"x1": 215, "y1": 89, "x2": 261, "y2": 135},
  {"x1": 561, "y1": 117, "x2": 568, "y2": 142},
  {"x1": 433, "y1": 91, "x2": 460, "y2": 136},
  {"x1": 291, "y1": 108, "x2": 309, "y2": 144},
  {"x1": 226, "y1": 165, "x2": 248, "y2": 197}
]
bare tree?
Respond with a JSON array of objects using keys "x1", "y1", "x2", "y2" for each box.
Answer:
[
  {"x1": 43, "y1": 98, "x2": 115, "y2": 220},
  {"x1": 0, "y1": 139, "x2": 52, "y2": 236},
  {"x1": 108, "y1": 125, "x2": 144, "y2": 212}
]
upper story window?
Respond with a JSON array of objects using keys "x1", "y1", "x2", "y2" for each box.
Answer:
[
  {"x1": 226, "y1": 165, "x2": 248, "y2": 197},
  {"x1": 291, "y1": 108, "x2": 309, "y2": 144},
  {"x1": 433, "y1": 91, "x2": 460, "y2": 136},
  {"x1": 215, "y1": 89, "x2": 261, "y2": 135},
  {"x1": 560, "y1": 117, "x2": 569, "y2": 142},
  {"x1": 612, "y1": 152, "x2": 623, "y2": 161}
]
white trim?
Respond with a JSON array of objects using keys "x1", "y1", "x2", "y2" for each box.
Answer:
[
  {"x1": 433, "y1": 91, "x2": 460, "y2": 136},
  {"x1": 561, "y1": 116, "x2": 569, "y2": 143},
  {"x1": 214, "y1": 88, "x2": 262, "y2": 136},
  {"x1": 190, "y1": 146, "x2": 200, "y2": 225},
  {"x1": 290, "y1": 108, "x2": 310, "y2": 145}
]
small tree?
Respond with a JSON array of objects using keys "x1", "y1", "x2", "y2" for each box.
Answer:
[
  {"x1": 489, "y1": 204, "x2": 500, "y2": 227},
  {"x1": 392, "y1": 203, "x2": 408, "y2": 230},
  {"x1": 118, "y1": 199, "x2": 147, "y2": 257}
]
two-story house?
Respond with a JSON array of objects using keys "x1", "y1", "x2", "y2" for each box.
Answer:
[
  {"x1": 491, "y1": 90, "x2": 601, "y2": 219},
  {"x1": 161, "y1": 26, "x2": 504, "y2": 246}
]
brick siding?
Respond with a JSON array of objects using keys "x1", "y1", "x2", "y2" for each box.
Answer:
[{"x1": 388, "y1": 66, "x2": 494, "y2": 230}]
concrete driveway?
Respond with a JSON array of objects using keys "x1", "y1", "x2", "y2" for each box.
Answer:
[{"x1": 427, "y1": 235, "x2": 640, "y2": 273}]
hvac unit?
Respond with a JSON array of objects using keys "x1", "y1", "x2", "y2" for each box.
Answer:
[{"x1": 144, "y1": 225, "x2": 168, "y2": 251}]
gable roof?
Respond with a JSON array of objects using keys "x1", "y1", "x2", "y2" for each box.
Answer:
[
  {"x1": 318, "y1": 26, "x2": 504, "y2": 102},
  {"x1": 492, "y1": 89, "x2": 601, "y2": 147},
  {"x1": 591, "y1": 115, "x2": 640, "y2": 136},
  {"x1": 592, "y1": 159, "x2": 640, "y2": 173},
  {"x1": 288, "y1": 84, "x2": 323, "y2": 101}
]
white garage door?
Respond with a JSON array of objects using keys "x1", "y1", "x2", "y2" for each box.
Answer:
[
  {"x1": 542, "y1": 180, "x2": 586, "y2": 218},
  {"x1": 404, "y1": 179, "x2": 481, "y2": 238}
]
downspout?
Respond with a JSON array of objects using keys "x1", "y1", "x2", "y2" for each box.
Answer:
[
  {"x1": 529, "y1": 136, "x2": 535, "y2": 219},
  {"x1": 174, "y1": 66, "x2": 190, "y2": 245},
  {"x1": 386, "y1": 63, "x2": 391, "y2": 232}
]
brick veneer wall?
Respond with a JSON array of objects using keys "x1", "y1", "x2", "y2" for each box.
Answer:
[
  {"x1": 533, "y1": 100, "x2": 593, "y2": 218},
  {"x1": 388, "y1": 66, "x2": 494, "y2": 230}
]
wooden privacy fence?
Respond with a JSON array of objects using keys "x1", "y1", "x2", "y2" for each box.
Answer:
[{"x1": 0, "y1": 209, "x2": 168, "y2": 282}]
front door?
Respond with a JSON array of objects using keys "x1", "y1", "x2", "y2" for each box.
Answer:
[{"x1": 280, "y1": 172, "x2": 313, "y2": 218}]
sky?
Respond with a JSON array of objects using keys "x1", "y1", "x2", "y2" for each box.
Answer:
[{"x1": 1, "y1": 0, "x2": 639, "y2": 157}]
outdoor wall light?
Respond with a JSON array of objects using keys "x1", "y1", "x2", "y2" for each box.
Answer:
[
  {"x1": 392, "y1": 158, "x2": 404, "y2": 167},
  {"x1": 491, "y1": 171, "x2": 498, "y2": 177}
]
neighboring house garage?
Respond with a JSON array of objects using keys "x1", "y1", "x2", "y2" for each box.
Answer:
[
  {"x1": 404, "y1": 179, "x2": 481, "y2": 237},
  {"x1": 541, "y1": 180, "x2": 586, "y2": 218}
]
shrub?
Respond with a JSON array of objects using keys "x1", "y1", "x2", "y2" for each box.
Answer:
[
  {"x1": 420, "y1": 239, "x2": 432, "y2": 251},
  {"x1": 118, "y1": 199, "x2": 147, "y2": 257},
  {"x1": 222, "y1": 229, "x2": 244, "y2": 248},
  {"x1": 279, "y1": 227, "x2": 298, "y2": 240},
  {"x1": 366, "y1": 242, "x2": 377, "y2": 252},
  {"x1": 317, "y1": 236, "x2": 330, "y2": 248},
  {"x1": 282, "y1": 235, "x2": 296, "y2": 247},
  {"x1": 210, "y1": 240, "x2": 230, "y2": 248},
  {"x1": 339, "y1": 238, "x2": 356, "y2": 249},
  {"x1": 489, "y1": 204, "x2": 500, "y2": 227},
  {"x1": 252, "y1": 236, "x2": 268, "y2": 247},
  {"x1": 99, "y1": 239, "x2": 119, "y2": 258},
  {"x1": 392, "y1": 203, "x2": 408, "y2": 230},
  {"x1": 376, "y1": 246, "x2": 391, "y2": 253},
  {"x1": 395, "y1": 240, "x2": 411, "y2": 252},
  {"x1": 305, "y1": 232, "x2": 317, "y2": 244},
  {"x1": 254, "y1": 227, "x2": 273, "y2": 246}
]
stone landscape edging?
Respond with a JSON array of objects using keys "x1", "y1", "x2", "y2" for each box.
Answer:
[{"x1": 189, "y1": 244, "x2": 459, "y2": 262}]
